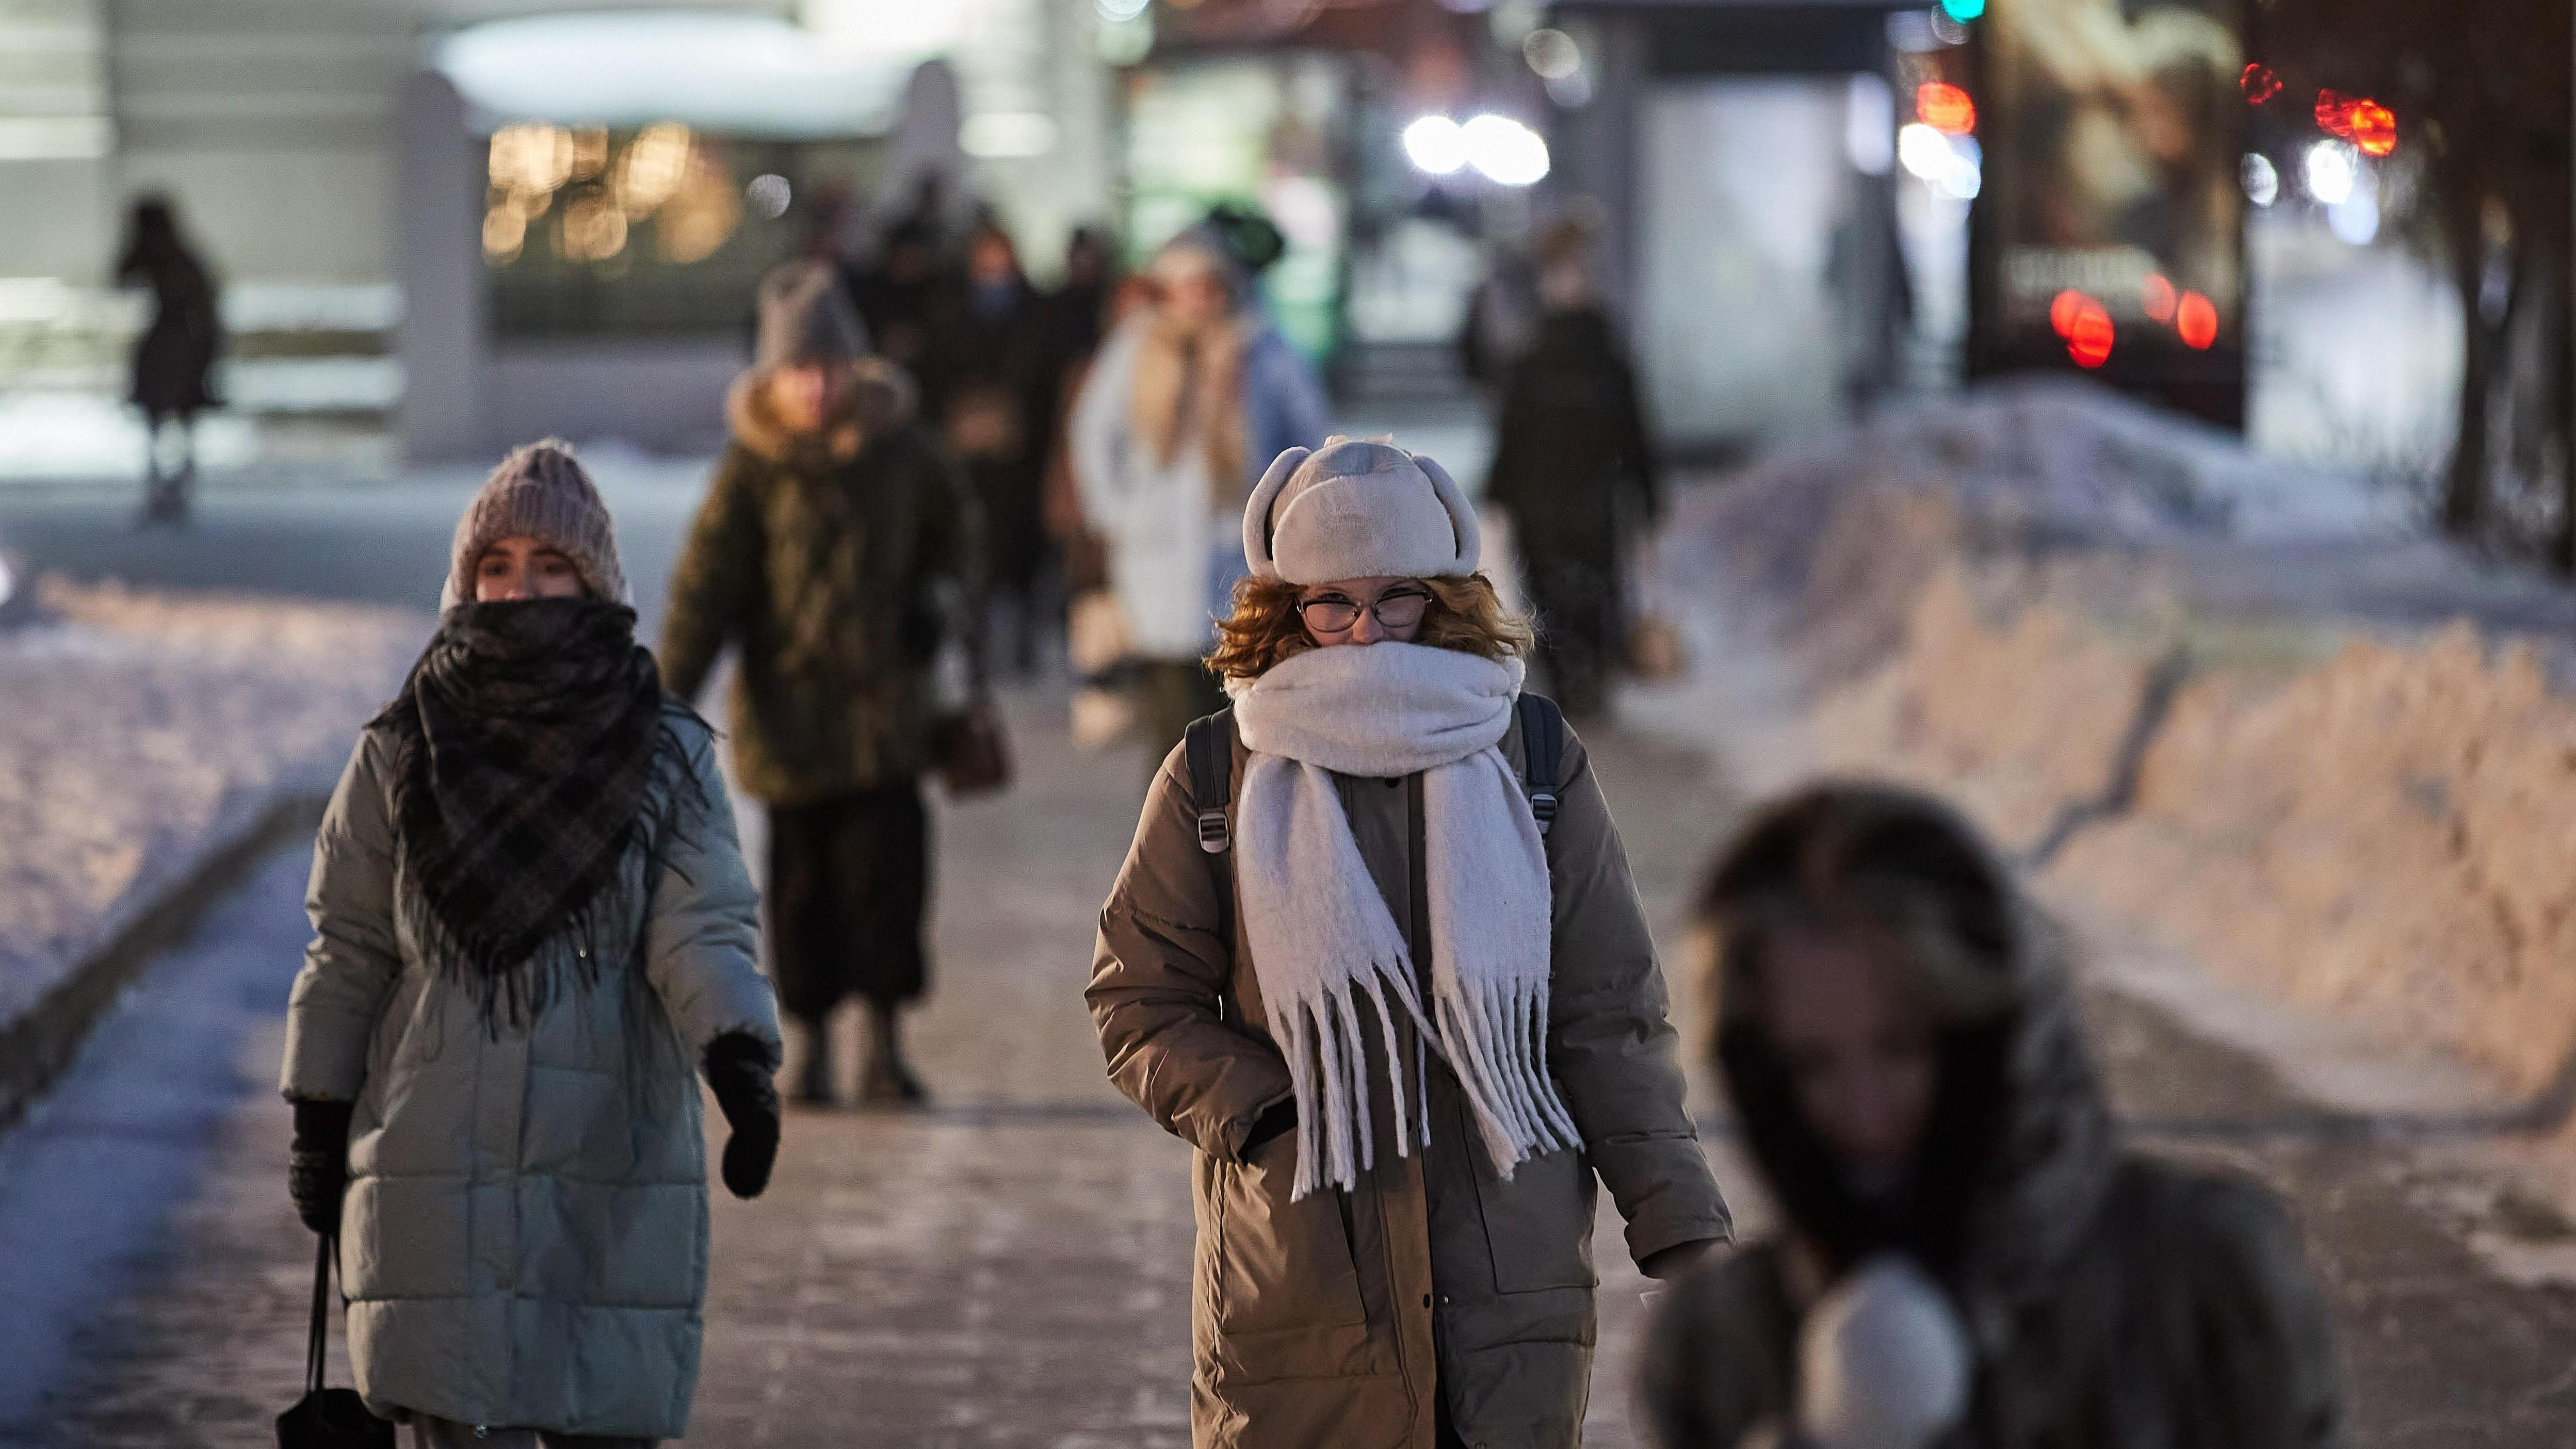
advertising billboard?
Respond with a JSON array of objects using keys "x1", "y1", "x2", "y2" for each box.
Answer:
[{"x1": 1969, "y1": 0, "x2": 2249, "y2": 425}]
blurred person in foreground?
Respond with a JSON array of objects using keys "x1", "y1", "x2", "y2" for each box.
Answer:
[
  {"x1": 1089, "y1": 438, "x2": 1730, "y2": 1447},
  {"x1": 282, "y1": 441, "x2": 782, "y2": 1446},
  {"x1": 661, "y1": 260, "x2": 985, "y2": 1107},
  {"x1": 116, "y1": 195, "x2": 222, "y2": 525},
  {"x1": 1068, "y1": 205, "x2": 1329, "y2": 769},
  {"x1": 923, "y1": 219, "x2": 1063, "y2": 674},
  {"x1": 1483, "y1": 215, "x2": 1660, "y2": 721},
  {"x1": 1641, "y1": 783, "x2": 2344, "y2": 1449}
]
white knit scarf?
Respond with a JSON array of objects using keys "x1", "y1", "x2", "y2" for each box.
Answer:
[{"x1": 1231, "y1": 642, "x2": 1581, "y2": 1199}]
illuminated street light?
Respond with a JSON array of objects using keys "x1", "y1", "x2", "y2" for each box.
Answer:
[
  {"x1": 1402, "y1": 115, "x2": 1468, "y2": 175},
  {"x1": 1462, "y1": 113, "x2": 1549, "y2": 186}
]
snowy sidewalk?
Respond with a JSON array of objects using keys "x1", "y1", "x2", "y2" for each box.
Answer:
[{"x1": 0, "y1": 581, "x2": 423, "y2": 1123}]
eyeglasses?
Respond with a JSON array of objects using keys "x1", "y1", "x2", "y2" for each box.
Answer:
[{"x1": 1295, "y1": 587, "x2": 1435, "y2": 634}]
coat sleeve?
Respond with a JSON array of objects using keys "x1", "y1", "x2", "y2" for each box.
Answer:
[
  {"x1": 281, "y1": 730, "x2": 404, "y2": 1103},
  {"x1": 1637, "y1": 1250, "x2": 1799, "y2": 1449},
  {"x1": 1544, "y1": 728, "x2": 1733, "y2": 1265},
  {"x1": 641, "y1": 729, "x2": 781, "y2": 1060},
  {"x1": 657, "y1": 450, "x2": 760, "y2": 704},
  {"x1": 1611, "y1": 346, "x2": 1664, "y2": 528},
  {"x1": 1087, "y1": 744, "x2": 1294, "y2": 1163},
  {"x1": 2169, "y1": 1171, "x2": 2348, "y2": 1449}
]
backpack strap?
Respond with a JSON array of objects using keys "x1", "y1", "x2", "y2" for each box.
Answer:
[
  {"x1": 1184, "y1": 707, "x2": 1237, "y2": 950},
  {"x1": 1516, "y1": 692, "x2": 1564, "y2": 838}
]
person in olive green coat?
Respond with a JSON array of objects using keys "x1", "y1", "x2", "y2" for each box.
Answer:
[
  {"x1": 1639, "y1": 784, "x2": 2346, "y2": 1449},
  {"x1": 1088, "y1": 438, "x2": 1730, "y2": 1449},
  {"x1": 659, "y1": 259, "x2": 984, "y2": 1106},
  {"x1": 282, "y1": 442, "x2": 783, "y2": 1447}
]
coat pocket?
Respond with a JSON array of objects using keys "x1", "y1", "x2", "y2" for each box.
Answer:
[
  {"x1": 1472, "y1": 1144, "x2": 1598, "y2": 1294},
  {"x1": 1213, "y1": 1133, "x2": 1369, "y2": 1334}
]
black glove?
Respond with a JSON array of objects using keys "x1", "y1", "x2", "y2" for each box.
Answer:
[
  {"x1": 288, "y1": 1098, "x2": 354, "y2": 1236},
  {"x1": 704, "y1": 1031, "x2": 782, "y2": 1200}
]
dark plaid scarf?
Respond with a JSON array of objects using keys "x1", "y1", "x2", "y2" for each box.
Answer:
[{"x1": 376, "y1": 598, "x2": 690, "y2": 1028}]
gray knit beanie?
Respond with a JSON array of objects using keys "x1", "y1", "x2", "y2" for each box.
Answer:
[
  {"x1": 439, "y1": 439, "x2": 628, "y2": 610},
  {"x1": 1243, "y1": 436, "x2": 1481, "y2": 585},
  {"x1": 754, "y1": 258, "x2": 869, "y2": 370}
]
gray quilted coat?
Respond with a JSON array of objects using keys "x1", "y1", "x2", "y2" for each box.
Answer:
[{"x1": 279, "y1": 708, "x2": 780, "y2": 1439}]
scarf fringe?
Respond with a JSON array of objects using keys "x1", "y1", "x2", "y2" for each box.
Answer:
[
  {"x1": 398, "y1": 713, "x2": 708, "y2": 1036},
  {"x1": 1275, "y1": 954, "x2": 1431, "y2": 1201}
]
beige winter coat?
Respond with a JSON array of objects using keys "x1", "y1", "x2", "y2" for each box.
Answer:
[
  {"x1": 280, "y1": 709, "x2": 780, "y2": 1439},
  {"x1": 1089, "y1": 713, "x2": 1731, "y2": 1448}
]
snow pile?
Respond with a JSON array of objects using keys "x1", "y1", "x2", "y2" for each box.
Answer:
[
  {"x1": 1652, "y1": 379, "x2": 2576, "y2": 1106},
  {"x1": 2055, "y1": 627, "x2": 2576, "y2": 1096},
  {"x1": 0, "y1": 578, "x2": 425, "y2": 1027}
]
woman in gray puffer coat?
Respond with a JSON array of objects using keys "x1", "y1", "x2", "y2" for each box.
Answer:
[{"x1": 280, "y1": 441, "x2": 783, "y2": 1448}]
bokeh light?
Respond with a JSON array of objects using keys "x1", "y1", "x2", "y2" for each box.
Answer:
[
  {"x1": 745, "y1": 174, "x2": 792, "y2": 219},
  {"x1": 1916, "y1": 82, "x2": 1976, "y2": 136},
  {"x1": 1938, "y1": 0, "x2": 1984, "y2": 20},
  {"x1": 2314, "y1": 89, "x2": 2354, "y2": 139},
  {"x1": 1522, "y1": 28, "x2": 1582, "y2": 81},
  {"x1": 2050, "y1": 289, "x2": 2088, "y2": 338},
  {"x1": 2242, "y1": 153, "x2": 2279, "y2": 207},
  {"x1": 2141, "y1": 273, "x2": 2177, "y2": 324},
  {"x1": 2067, "y1": 305, "x2": 2114, "y2": 368},
  {"x1": 2176, "y1": 291, "x2": 2218, "y2": 350},
  {"x1": 2348, "y1": 101, "x2": 2397, "y2": 157},
  {"x1": 1402, "y1": 115, "x2": 1468, "y2": 176},
  {"x1": 2304, "y1": 140, "x2": 2357, "y2": 205},
  {"x1": 1462, "y1": 113, "x2": 1550, "y2": 186},
  {"x1": 2241, "y1": 63, "x2": 2281, "y2": 104}
]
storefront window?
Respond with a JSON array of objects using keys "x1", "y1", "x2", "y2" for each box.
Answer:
[{"x1": 480, "y1": 121, "x2": 874, "y2": 339}]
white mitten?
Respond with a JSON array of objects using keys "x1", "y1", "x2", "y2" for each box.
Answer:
[{"x1": 1793, "y1": 1253, "x2": 1972, "y2": 1449}]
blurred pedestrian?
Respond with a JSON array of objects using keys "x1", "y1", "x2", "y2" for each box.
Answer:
[
  {"x1": 1089, "y1": 437, "x2": 1731, "y2": 1448},
  {"x1": 1067, "y1": 206, "x2": 1328, "y2": 769},
  {"x1": 660, "y1": 259, "x2": 984, "y2": 1108},
  {"x1": 924, "y1": 220, "x2": 1060, "y2": 674},
  {"x1": 1483, "y1": 216, "x2": 1661, "y2": 721},
  {"x1": 1047, "y1": 224, "x2": 1117, "y2": 369},
  {"x1": 1641, "y1": 784, "x2": 2345, "y2": 1449},
  {"x1": 846, "y1": 178, "x2": 950, "y2": 375},
  {"x1": 116, "y1": 195, "x2": 222, "y2": 526},
  {"x1": 1457, "y1": 239, "x2": 1540, "y2": 392},
  {"x1": 281, "y1": 441, "x2": 782, "y2": 1447}
]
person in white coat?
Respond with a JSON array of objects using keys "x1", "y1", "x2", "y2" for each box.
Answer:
[{"x1": 1067, "y1": 205, "x2": 1327, "y2": 767}]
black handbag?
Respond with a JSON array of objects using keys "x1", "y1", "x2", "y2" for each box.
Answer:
[
  {"x1": 931, "y1": 692, "x2": 1014, "y2": 797},
  {"x1": 278, "y1": 1234, "x2": 393, "y2": 1448}
]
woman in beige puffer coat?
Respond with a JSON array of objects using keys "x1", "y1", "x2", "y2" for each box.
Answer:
[
  {"x1": 280, "y1": 442, "x2": 782, "y2": 1448},
  {"x1": 1089, "y1": 437, "x2": 1731, "y2": 1448}
]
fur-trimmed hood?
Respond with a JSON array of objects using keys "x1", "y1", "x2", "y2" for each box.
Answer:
[{"x1": 723, "y1": 357, "x2": 918, "y2": 466}]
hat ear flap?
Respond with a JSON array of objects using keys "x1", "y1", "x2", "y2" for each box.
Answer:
[
  {"x1": 1415, "y1": 452, "x2": 1481, "y2": 574},
  {"x1": 1243, "y1": 446, "x2": 1309, "y2": 578}
]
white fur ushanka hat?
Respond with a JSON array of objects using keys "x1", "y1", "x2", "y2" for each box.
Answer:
[{"x1": 1242, "y1": 437, "x2": 1481, "y2": 586}]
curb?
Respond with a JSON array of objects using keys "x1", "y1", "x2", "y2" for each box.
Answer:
[{"x1": 0, "y1": 790, "x2": 328, "y2": 1134}]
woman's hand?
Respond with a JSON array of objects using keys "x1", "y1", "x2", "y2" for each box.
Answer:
[
  {"x1": 287, "y1": 1098, "x2": 354, "y2": 1235},
  {"x1": 704, "y1": 1032, "x2": 783, "y2": 1199}
]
